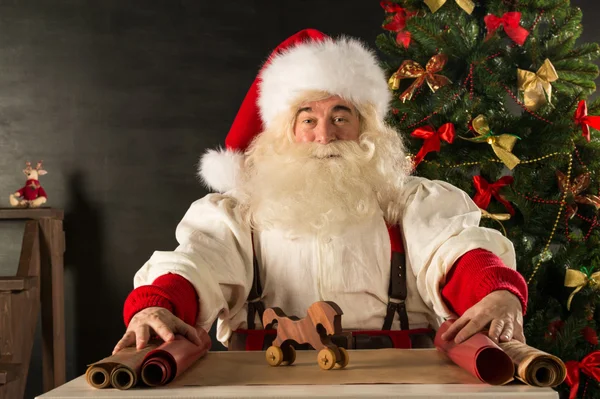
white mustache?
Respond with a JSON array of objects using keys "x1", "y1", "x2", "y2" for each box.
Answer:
[{"x1": 303, "y1": 142, "x2": 357, "y2": 159}]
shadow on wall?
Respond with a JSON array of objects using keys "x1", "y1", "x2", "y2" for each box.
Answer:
[{"x1": 63, "y1": 171, "x2": 112, "y2": 373}]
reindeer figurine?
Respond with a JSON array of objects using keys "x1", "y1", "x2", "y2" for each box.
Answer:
[
  {"x1": 262, "y1": 301, "x2": 349, "y2": 370},
  {"x1": 9, "y1": 161, "x2": 48, "y2": 208}
]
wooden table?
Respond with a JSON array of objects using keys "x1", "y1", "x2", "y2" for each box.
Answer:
[
  {"x1": 37, "y1": 377, "x2": 558, "y2": 398},
  {"x1": 37, "y1": 349, "x2": 558, "y2": 399}
]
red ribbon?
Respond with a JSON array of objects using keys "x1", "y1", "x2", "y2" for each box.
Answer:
[
  {"x1": 381, "y1": 1, "x2": 415, "y2": 48},
  {"x1": 411, "y1": 123, "x2": 455, "y2": 166},
  {"x1": 472, "y1": 175, "x2": 515, "y2": 216},
  {"x1": 574, "y1": 100, "x2": 600, "y2": 142},
  {"x1": 484, "y1": 12, "x2": 530, "y2": 46},
  {"x1": 565, "y1": 351, "x2": 600, "y2": 399},
  {"x1": 380, "y1": 0, "x2": 403, "y2": 13}
]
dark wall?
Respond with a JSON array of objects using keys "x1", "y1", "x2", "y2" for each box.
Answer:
[{"x1": 0, "y1": 1, "x2": 597, "y2": 398}]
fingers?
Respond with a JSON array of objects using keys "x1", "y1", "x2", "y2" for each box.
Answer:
[
  {"x1": 488, "y1": 319, "x2": 505, "y2": 343},
  {"x1": 499, "y1": 320, "x2": 514, "y2": 342},
  {"x1": 178, "y1": 322, "x2": 202, "y2": 346},
  {"x1": 441, "y1": 317, "x2": 470, "y2": 342},
  {"x1": 136, "y1": 325, "x2": 150, "y2": 350},
  {"x1": 513, "y1": 331, "x2": 527, "y2": 344},
  {"x1": 113, "y1": 331, "x2": 135, "y2": 355},
  {"x1": 146, "y1": 318, "x2": 175, "y2": 343},
  {"x1": 454, "y1": 316, "x2": 488, "y2": 344}
]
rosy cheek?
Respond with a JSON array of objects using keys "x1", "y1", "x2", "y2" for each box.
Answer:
[{"x1": 294, "y1": 128, "x2": 313, "y2": 143}]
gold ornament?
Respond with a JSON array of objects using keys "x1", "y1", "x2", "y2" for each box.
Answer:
[
  {"x1": 424, "y1": 0, "x2": 474, "y2": 14},
  {"x1": 517, "y1": 59, "x2": 559, "y2": 111},
  {"x1": 463, "y1": 115, "x2": 521, "y2": 170},
  {"x1": 564, "y1": 268, "x2": 600, "y2": 311},
  {"x1": 388, "y1": 54, "x2": 452, "y2": 102},
  {"x1": 480, "y1": 208, "x2": 510, "y2": 236}
]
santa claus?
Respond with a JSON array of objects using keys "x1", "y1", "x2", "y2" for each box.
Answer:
[{"x1": 113, "y1": 29, "x2": 527, "y2": 354}]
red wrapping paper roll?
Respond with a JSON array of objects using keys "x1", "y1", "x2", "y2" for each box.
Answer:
[
  {"x1": 141, "y1": 327, "x2": 212, "y2": 386},
  {"x1": 434, "y1": 320, "x2": 515, "y2": 385}
]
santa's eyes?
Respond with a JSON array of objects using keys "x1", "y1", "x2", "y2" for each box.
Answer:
[{"x1": 301, "y1": 117, "x2": 347, "y2": 124}]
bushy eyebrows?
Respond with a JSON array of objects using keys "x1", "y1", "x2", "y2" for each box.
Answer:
[{"x1": 296, "y1": 104, "x2": 354, "y2": 116}]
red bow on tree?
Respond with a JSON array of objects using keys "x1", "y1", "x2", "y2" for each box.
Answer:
[
  {"x1": 484, "y1": 12, "x2": 530, "y2": 46},
  {"x1": 565, "y1": 351, "x2": 600, "y2": 399},
  {"x1": 411, "y1": 123, "x2": 455, "y2": 166},
  {"x1": 574, "y1": 100, "x2": 600, "y2": 142},
  {"x1": 381, "y1": 1, "x2": 416, "y2": 48},
  {"x1": 472, "y1": 175, "x2": 515, "y2": 216}
]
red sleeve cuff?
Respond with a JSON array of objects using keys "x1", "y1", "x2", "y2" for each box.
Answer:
[
  {"x1": 123, "y1": 273, "x2": 199, "y2": 327},
  {"x1": 123, "y1": 286, "x2": 174, "y2": 326},
  {"x1": 441, "y1": 249, "x2": 528, "y2": 316}
]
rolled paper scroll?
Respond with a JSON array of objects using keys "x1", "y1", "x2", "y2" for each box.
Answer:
[
  {"x1": 435, "y1": 320, "x2": 566, "y2": 387},
  {"x1": 85, "y1": 344, "x2": 157, "y2": 389},
  {"x1": 498, "y1": 340, "x2": 566, "y2": 387},
  {"x1": 141, "y1": 327, "x2": 212, "y2": 387},
  {"x1": 434, "y1": 320, "x2": 514, "y2": 385}
]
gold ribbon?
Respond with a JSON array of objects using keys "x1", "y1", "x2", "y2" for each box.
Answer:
[
  {"x1": 463, "y1": 115, "x2": 521, "y2": 169},
  {"x1": 388, "y1": 54, "x2": 452, "y2": 102},
  {"x1": 556, "y1": 171, "x2": 600, "y2": 219},
  {"x1": 517, "y1": 59, "x2": 559, "y2": 111},
  {"x1": 480, "y1": 208, "x2": 510, "y2": 236},
  {"x1": 424, "y1": 0, "x2": 475, "y2": 14},
  {"x1": 565, "y1": 269, "x2": 600, "y2": 311}
]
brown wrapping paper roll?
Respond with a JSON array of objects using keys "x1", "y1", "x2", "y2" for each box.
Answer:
[
  {"x1": 434, "y1": 320, "x2": 515, "y2": 385},
  {"x1": 498, "y1": 340, "x2": 566, "y2": 386},
  {"x1": 85, "y1": 344, "x2": 157, "y2": 389},
  {"x1": 141, "y1": 327, "x2": 212, "y2": 386},
  {"x1": 435, "y1": 320, "x2": 566, "y2": 387},
  {"x1": 86, "y1": 327, "x2": 211, "y2": 389}
]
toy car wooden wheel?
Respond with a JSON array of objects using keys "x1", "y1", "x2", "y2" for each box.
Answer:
[
  {"x1": 335, "y1": 347, "x2": 349, "y2": 368},
  {"x1": 282, "y1": 345, "x2": 296, "y2": 365},
  {"x1": 266, "y1": 346, "x2": 284, "y2": 367},
  {"x1": 317, "y1": 348, "x2": 336, "y2": 370}
]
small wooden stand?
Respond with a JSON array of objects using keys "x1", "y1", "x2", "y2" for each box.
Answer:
[
  {"x1": 0, "y1": 208, "x2": 65, "y2": 398},
  {"x1": 262, "y1": 301, "x2": 349, "y2": 370}
]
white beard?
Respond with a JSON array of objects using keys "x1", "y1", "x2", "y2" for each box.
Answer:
[{"x1": 240, "y1": 132, "x2": 408, "y2": 238}]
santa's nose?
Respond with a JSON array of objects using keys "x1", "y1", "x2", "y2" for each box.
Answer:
[{"x1": 314, "y1": 123, "x2": 336, "y2": 144}]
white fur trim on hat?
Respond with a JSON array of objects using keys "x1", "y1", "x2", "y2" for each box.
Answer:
[
  {"x1": 258, "y1": 36, "x2": 391, "y2": 128},
  {"x1": 198, "y1": 148, "x2": 244, "y2": 193}
]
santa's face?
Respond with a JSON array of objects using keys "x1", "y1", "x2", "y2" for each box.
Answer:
[
  {"x1": 241, "y1": 94, "x2": 409, "y2": 237},
  {"x1": 293, "y1": 96, "x2": 361, "y2": 145}
]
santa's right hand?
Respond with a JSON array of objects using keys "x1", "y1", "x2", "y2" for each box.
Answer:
[{"x1": 112, "y1": 306, "x2": 202, "y2": 354}]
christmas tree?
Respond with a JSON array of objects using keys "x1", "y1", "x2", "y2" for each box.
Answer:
[{"x1": 377, "y1": 1, "x2": 600, "y2": 397}]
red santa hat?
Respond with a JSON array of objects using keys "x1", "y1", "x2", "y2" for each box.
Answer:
[{"x1": 199, "y1": 28, "x2": 391, "y2": 193}]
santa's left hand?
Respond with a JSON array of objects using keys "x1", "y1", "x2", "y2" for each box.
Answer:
[{"x1": 440, "y1": 290, "x2": 525, "y2": 344}]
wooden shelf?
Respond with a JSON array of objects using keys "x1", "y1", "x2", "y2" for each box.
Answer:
[
  {"x1": 0, "y1": 277, "x2": 37, "y2": 292},
  {"x1": 0, "y1": 208, "x2": 63, "y2": 221}
]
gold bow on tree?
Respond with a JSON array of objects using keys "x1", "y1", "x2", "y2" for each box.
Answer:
[
  {"x1": 517, "y1": 59, "x2": 559, "y2": 111},
  {"x1": 462, "y1": 115, "x2": 521, "y2": 170},
  {"x1": 424, "y1": 0, "x2": 474, "y2": 14},
  {"x1": 565, "y1": 267, "x2": 600, "y2": 310},
  {"x1": 556, "y1": 170, "x2": 600, "y2": 219},
  {"x1": 388, "y1": 54, "x2": 452, "y2": 102},
  {"x1": 480, "y1": 208, "x2": 511, "y2": 235}
]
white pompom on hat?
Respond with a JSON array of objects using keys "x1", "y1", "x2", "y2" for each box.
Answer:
[{"x1": 198, "y1": 28, "x2": 391, "y2": 193}]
